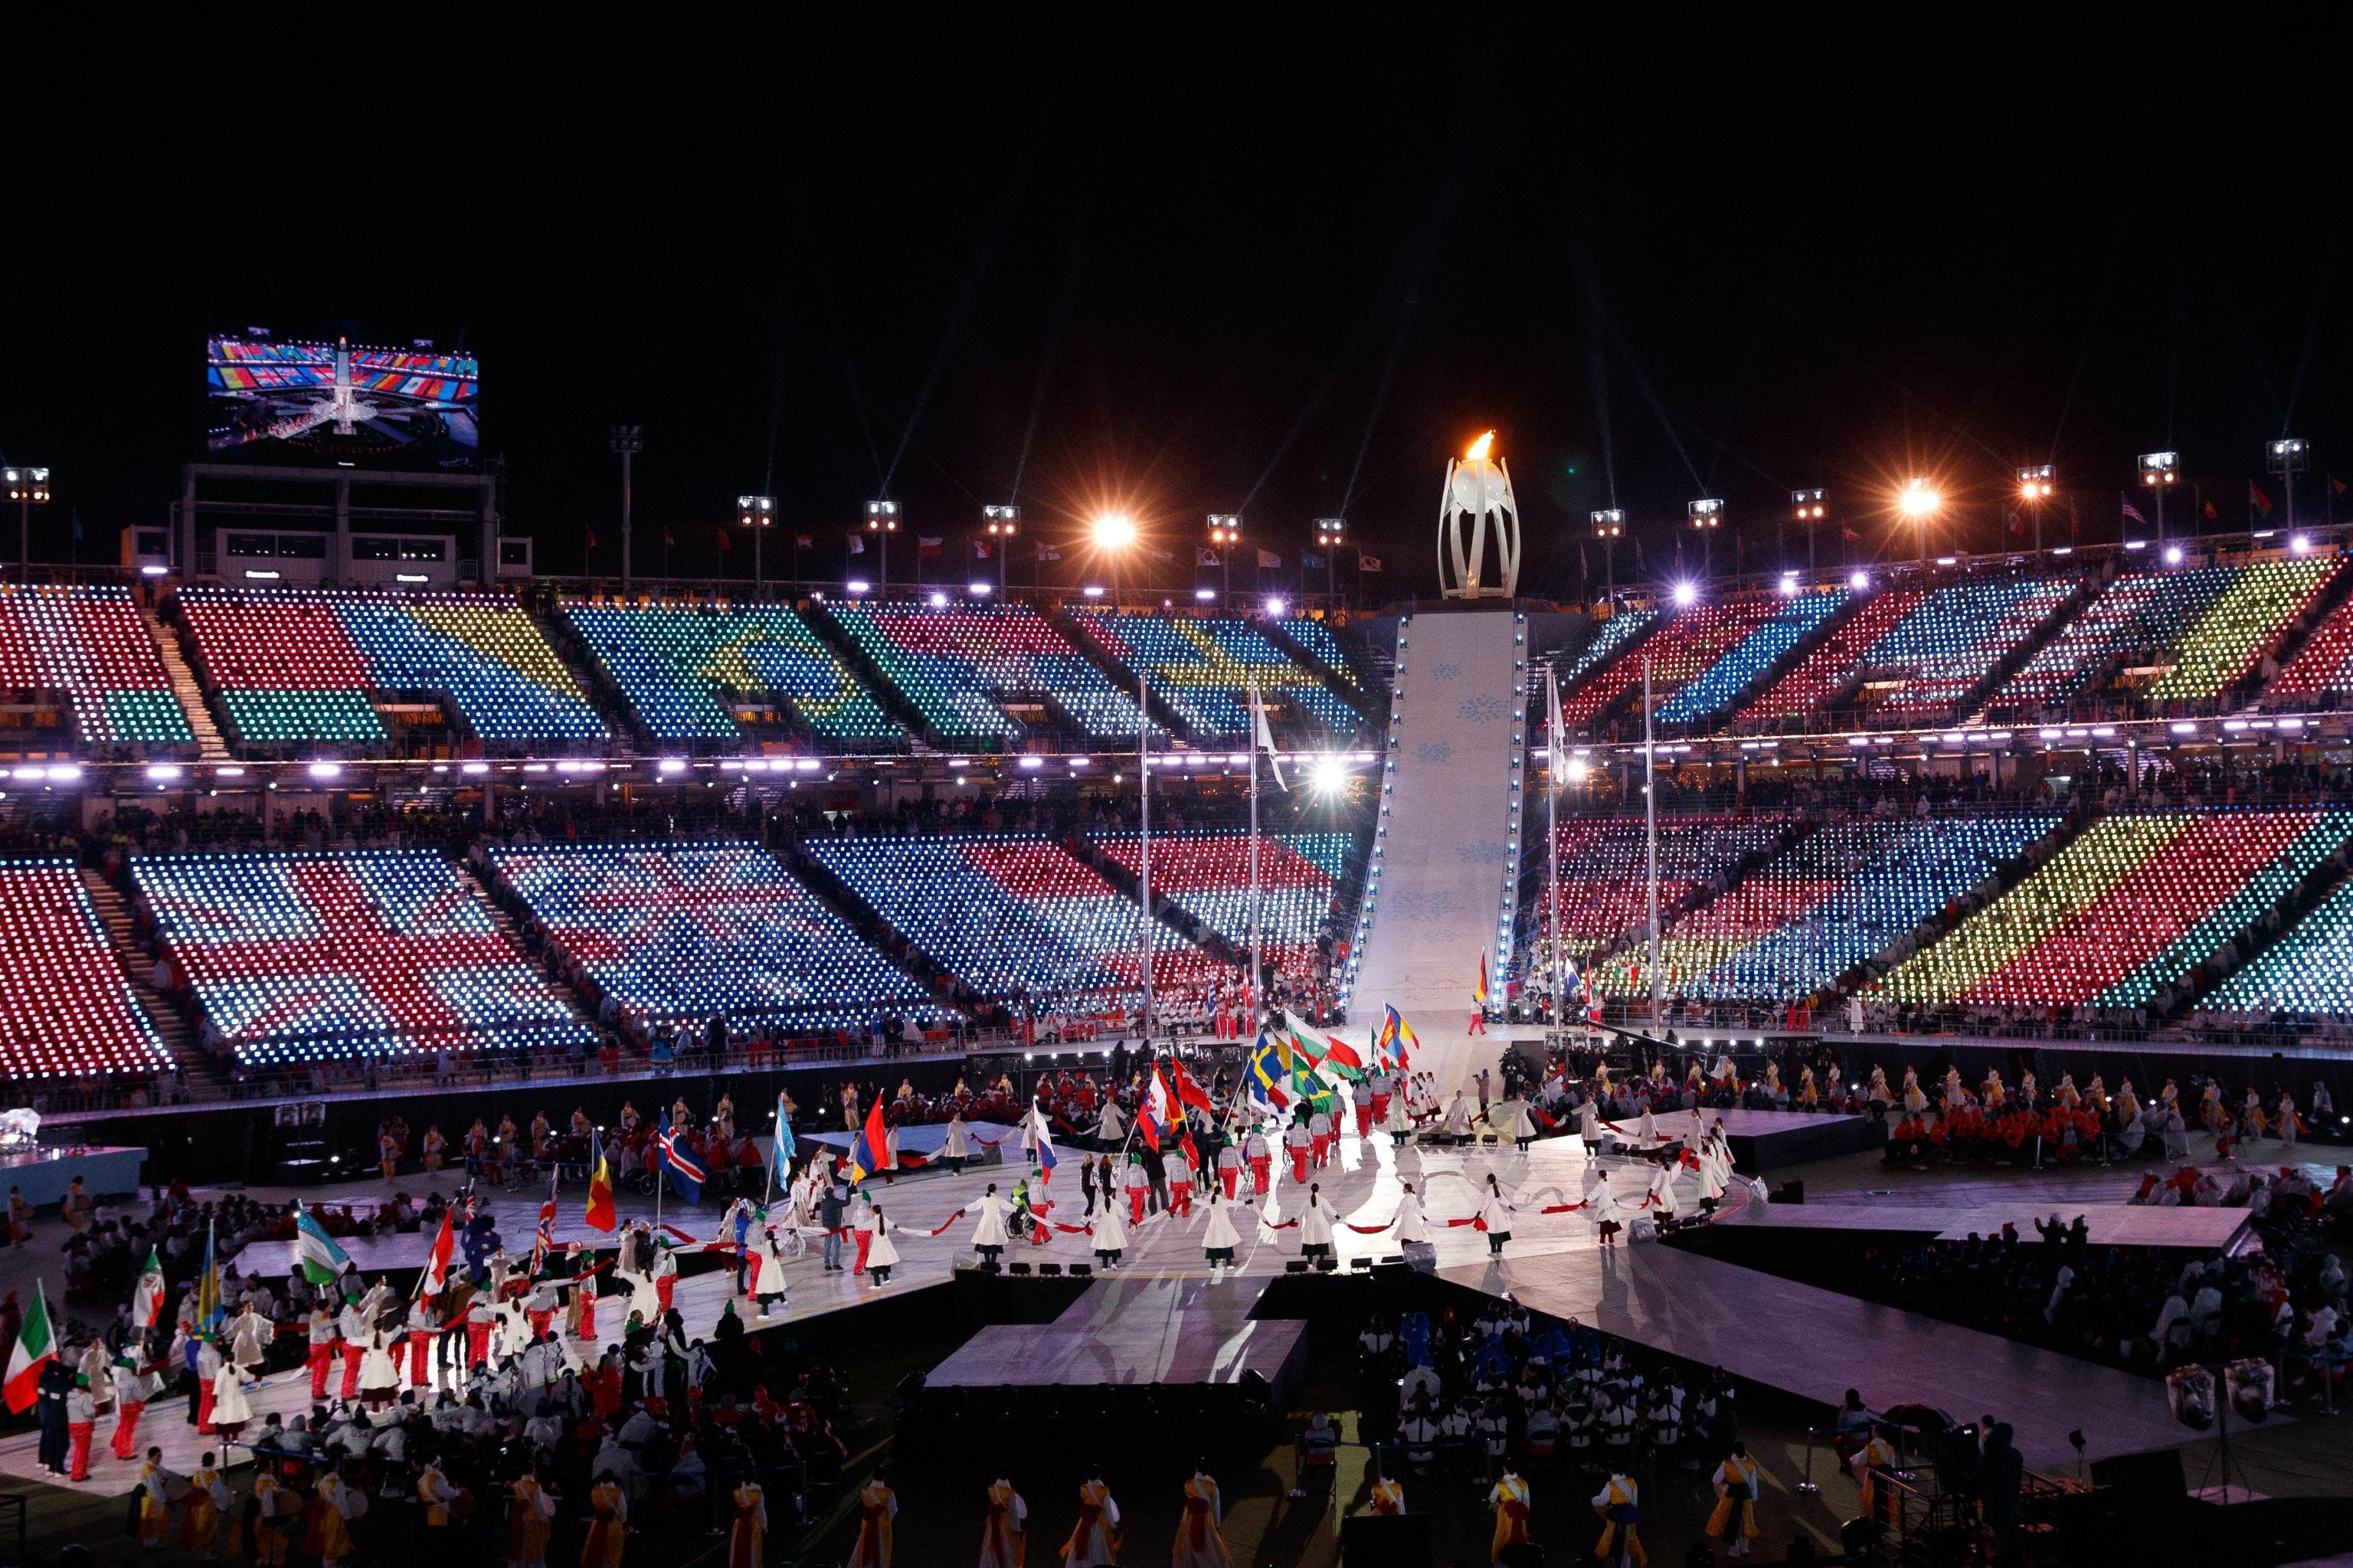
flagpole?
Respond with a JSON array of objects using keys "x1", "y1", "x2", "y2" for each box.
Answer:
[
  {"x1": 1138, "y1": 667, "x2": 1155, "y2": 1045},
  {"x1": 1643, "y1": 655, "x2": 1662, "y2": 1023},
  {"x1": 1248, "y1": 677, "x2": 1263, "y2": 1026},
  {"x1": 1548, "y1": 663, "x2": 1563, "y2": 1031}
]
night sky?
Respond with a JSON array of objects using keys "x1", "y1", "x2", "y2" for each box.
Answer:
[{"x1": 9, "y1": 15, "x2": 2348, "y2": 597}]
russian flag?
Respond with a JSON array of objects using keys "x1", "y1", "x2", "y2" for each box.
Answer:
[{"x1": 1029, "y1": 1103, "x2": 1059, "y2": 1183}]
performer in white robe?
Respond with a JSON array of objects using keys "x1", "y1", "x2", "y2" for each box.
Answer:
[
  {"x1": 1202, "y1": 1189, "x2": 1242, "y2": 1268},
  {"x1": 864, "y1": 1212, "x2": 901, "y2": 1285},
  {"x1": 1090, "y1": 1200, "x2": 1126, "y2": 1268},
  {"x1": 1299, "y1": 1186, "x2": 1335, "y2": 1260},
  {"x1": 1061, "y1": 1478, "x2": 1121, "y2": 1568},
  {"x1": 210, "y1": 1357, "x2": 253, "y2": 1436},
  {"x1": 1478, "y1": 1175, "x2": 1515, "y2": 1259},
  {"x1": 1095, "y1": 1099, "x2": 1126, "y2": 1145},
  {"x1": 1645, "y1": 1161, "x2": 1681, "y2": 1220},
  {"x1": 1586, "y1": 1168, "x2": 1628, "y2": 1246},
  {"x1": 1394, "y1": 1183, "x2": 1429, "y2": 1246},
  {"x1": 969, "y1": 1184, "x2": 1013, "y2": 1263}
]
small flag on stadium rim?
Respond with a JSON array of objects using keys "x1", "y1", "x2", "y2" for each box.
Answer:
[
  {"x1": 420, "y1": 1208, "x2": 457, "y2": 1297},
  {"x1": 294, "y1": 1204, "x2": 353, "y2": 1286},
  {"x1": 131, "y1": 1247, "x2": 165, "y2": 1330},
  {"x1": 715, "y1": 527, "x2": 732, "y2": 551},
  {"x1": 1257, "y1": 548, "x2": 1282, "y2": 569},
  {"x1": 918, "y1": 535, "x2": 944, "y2": 555},
  {"x1": 2251, "y1": 480, "x2": 2275, "y2": 516},
  {"x1": 1198, "y1": 546, "x2": 1222, "y2": 568},
  {"x1": 795, "y1": 532, "x2": 814, "y2": 547},
  {"x1": 2121, "y1": 497, "x2": 2148, "y2": 528},
  {"x1": 663, "y1": 527, "x2": 676, "y2": 548},
  {"x1": 1303, "y1": 551, "x2": 1326, "y2": 570},
  {"x1": 1035, "y1": 542, "x2": 1062, "y2": 562},
  {"x1": 586, "y1": 1149, "x2": 617, "y2": 1232},
  {"x1": 1357, "y1": 554, "x2": 1383, "y2": 571},
  {"x1": 848, "y1": 533, "x2": 866, "y2": 555},
  {"x1": 2, "y1": 1281, "x2": 55, "y2": 1413}
]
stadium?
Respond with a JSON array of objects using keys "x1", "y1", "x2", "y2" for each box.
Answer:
[{"x1": 8, "y1": 15, "x2": 2353, "y2": 1568}]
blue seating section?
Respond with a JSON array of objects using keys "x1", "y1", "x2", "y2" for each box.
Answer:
[
  {"x1": 133, "y1": 849, "x2": 594, "y2": 1065},
  {"x1": 803, "y1": 833, "x2": 1222, "y2": 1000},
  {"x1": 562, "y1": 601, "x2": 898, "y2": 744},
  {"x1": 1550, "y1": 610, "x2": 1655, "y2": 695},
  {"x1": 1279, "y1": 618, "x2": 1360, "y2": 689},
  {"x1": 486, "y1": 841, "x2": 926, "y2": 1030},
  {"x1": 2207, "y1": 877, "x2": 2353, "y2": 1016},
  {"x1": 1078, "y1": 612, "x2": 1362, "y2": 738},
  {"x1": 1654, "y1": 590, "x2": 1847, "y2": 725}
]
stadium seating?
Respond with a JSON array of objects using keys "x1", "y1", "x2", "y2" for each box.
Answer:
[
  {"x1": 0, "y1": 584, "x2": 191, "y2": 750},
  {"x1": 2205, "y1": 879, "x2": 2353, "y2": 1016},
  {"x1": 486, "y1": 842, "x2": 925, "y2": 1030},
  {"x1": 803, "y1": 833, "x2": 1225, "y2": 999},
  {"x1": 1878, "y1": 810, "x2": 2353, "y2": 1008},
  {"x1": 1558, "y1": 597, "x2": 1784, "y2": 729},
  {"x1": 1091, "y1": 830, "x2": 1352, "y2": 976},
  {"x1": 1589, "y1": 816, "x2": 2054, "y2": 1003},
  {"x1": 0, "y1": 860, "x2": 174, "y2": 1078},
  {"x1": 1745, "y1": 574, "x2": 2079, "y2": 726},
  {"x1": 828, "y1": 602, "x2": 1154, "y2": 744},
  {"x1": 1541, "y1": 814, "x2": 1789, "y2": 952},
  {"x1": 176, "y1": 588, "x2": 607, "y2": 749},
  {"x1": 2267, "y1": 595, "x2": 2353, "y2": 705},
  {"x1": 1278, "y1": 617, "x2": 1361, "y2": 689},
  {"x1": 1985, "y1": 559, "x2": 2333, "y2": 715},
  {"x1": 1550, "y1": 610, "x2": 1656, "y2": 699},
  {"x1": 562, "y1": 601, "x2": 898, "y2": 745},
  {"x1": 132, "y1": 849, "x2": 595, "y2": 1064},
  {"x1": 1077, "y1": 612, "x2": 1363, "y2": 738},
  {"x1": 1653, "y1": 589, "x2": 1847, "y2": 725}
]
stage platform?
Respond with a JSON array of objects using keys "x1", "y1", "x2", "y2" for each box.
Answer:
[
  {"x1": 804, "y1": 1118, "x2": 1015, "y2": 1168},
  {"x1": 1733, "y1": 1199, "x2": 2253, "y2": 1252},
  {"x1": 930, "y1": 1275, "x2": 1304, "y2": 1396},
  {"x1": 0, "y1": 1143, "x2": 144, "y2": 1206},
  {"x1": 1701, "y1": 1108, "x2": 1878, "y2": 1172},
  {"x1": 1437, "y1": 1243, "x2": 2211, "y2": 1471}
]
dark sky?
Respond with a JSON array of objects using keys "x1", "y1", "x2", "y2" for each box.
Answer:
[{"x1": 9, "y1": 14, "x2": 2349, "y2": 597}]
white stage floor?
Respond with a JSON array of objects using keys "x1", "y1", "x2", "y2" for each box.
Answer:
[{"x1": 1734, "y1": 1200, "x2": 2253, "y2": 1250}]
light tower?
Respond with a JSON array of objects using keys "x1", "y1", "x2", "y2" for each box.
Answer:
[
  {"x1": 1590, "y1": 509, "x2": 1625, "y2": 602},
  {"x1": 983, "y1": 504, "x2": 1019, "y2": 592},
  {"x1": 1313, "y1": 516, "x2": 1345, "y2": 604},
  {"x1": 865, "y1": 499, "x2": 899, "y2": 592},
  {"x1": 2137, "y1": 452, "x2": 2178, "y2": 545},
  {"x1": 1687, "y1": 498, "x2": 1723, "y2": 578},
  {"x1": 1791, "y1": 489, "x2": 1826, "y2": 575},
  {"x1": 1206, "y1": 512, "x2": 1242, "y2": 601},
  {"x1": 2268, "y1": 438, "x2": 2308, "y2": 532},
  {"x1": 737, "y1": 494, "x2": 774, "y2": 590},
  {"x1": 4, "y1": 466, "x2": 51, "y2": 570},
  {"x1": 1438, "y1": 431, "x2": 1520, "y2": 599},
  {"x1": 2018, "y1": 466, "x2": 2056, "y2": 555}
]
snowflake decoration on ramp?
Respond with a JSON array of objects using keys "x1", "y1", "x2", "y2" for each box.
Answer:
[
  {"x1": 1457, "y1": 694, "x2": 1506, "y2": 722},
  {"x1": 1383, "y1": 889, "x2": 1461, "y2": 924},
  {"x1": 1456, "y1": 840, "x2": 1512, "y2": 866},
  {"x1": 1430, "y1": 662, "x2": 1462, "y2": 682},
  {"x1": 1415, "y1": 741, "x2": 1454, "y2": 764}
]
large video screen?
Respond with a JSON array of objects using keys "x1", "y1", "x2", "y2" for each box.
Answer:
[{"x1": 205, "y1": 333, "x2": 479, "y2": 469}]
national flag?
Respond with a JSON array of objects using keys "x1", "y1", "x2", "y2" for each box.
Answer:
[
  {"x1": 1169, "y1": 1057, "x2": 1214, "y2": 1114},
  {"x1": 195, "y1": 1220, "x2": 223, "y2": 1336},
  {"x1": 1035, "y1": 543, "x2": 1062, "y2": 562},
  {"x1": 769, "y1": 1090, "x2": 797, "y2": 1185},
  {"x1": 1029, "y1": 1104, "x2": 1059, "y2": 1179},
  {"x1": 585, "y1": 1149, "x2": 617, "y2": 1232},
  {"x1": 1546, "y1": 668, "x2": 1569, "y2": 784},
  {"x1": 1317, "y1": 1030, "x2": 1367, "y2": 1082},
  {"x1": 848, "y1": 1097, "x2": 889, "y2": 1183},
  {"x1": 1473, "y1": 953, "x2": 1491, "y2": 1007},
  {"x1": 663, "y1": 527, "x2": 676, "y2": 549},
  {"x1": 654, "y1": 1111, "x2": 707, "y2": 1203},
  {"x1": 531, "y1": 1174, "x2": 558, "y2": 1274},
  {"x1": 1250, "y1": 683, "x2": 1288, "y2": 791},
  {"x1": 586, "y1": 527, "x2": 599, "y2": 551},
  {"x1": 715, "y1": 527, "x2": 732, "y2": 552},
  {"x1": 1140, "y1": 1064, "x2": 1173, "y2": 1147},
  {"x1": 2251, "y1": 481, "x2": 2275, "y2": 517},
  {"x1": 2004, "y1": 507, "x2": 2023, "y2": 535},
  {"x1": 1841, "y1": 525, "x2": 1862, "y2": 543},
  {"x1": 1247, "y1": 1032, "x2": 1293, "y2": 1110},
  {"x1": 1197, "y1": 546, "x2": 1222, "y2": 568},
  {"x1": 1357, "y1": 554, "x2": 1383, "y2": 572},
  {"x1": 918, "y1": 535, "x2": 944, "y2": 556},
  {"x1": 130, "y1": 1248, "x2": 165, "y2": 1329},
  {"x1": 2204, "y1": 500, "x2": 2220, "y2": 520},
  {"x1": 420, "y1": 1207, "x2": 457, "y2": 1297},
  {"x1": 2334, "y1": 475, "x2": 2348, "y2": 496},
  {"x1": 1376, "y1": 1005, "x2": 1419, "y2": 1072},
  {"x1": 1257, "y1": 548, "x2": 1281, "y2": 569},
  {"x1": 1303, "y1": 551, "x2": 1327, "y2": 570},
  {"x1": 848, "y1": 533, "x2": 866, "y2": 555},
  {"x1": 2, "y1": 1282, "x2": 55, "y2": 1414},
  {"x1": 293, "y1": 1204, "x2": 352, "y2": 1286},
  {"x1": 795, "y1": 532, "x2": 815, "y2": 548},
  {"x1": 2121, "y1": 498, "x2": 2148, "y2": 529},
  {"x1": 973, "y1": 539, "x2": 991, "y2": 560}
]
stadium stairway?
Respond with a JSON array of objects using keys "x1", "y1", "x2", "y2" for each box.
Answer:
[
  {"x1": 448, "y1": 860, "x2": 599, "y2": 1024},
  {"x1": 1340, "y1": 606, "x2": 1528, "y2": 1092},
  {"x1": 2253, "y1": 559, "x2": 2353, "y2": 709},
  {"x1": 1046, "y1": 603, "x2": 1198, "y2": 742},
  {"x1": 775, "y1": 836, "x2": 964, "y2": 1010},
  {"x1": 76, "y1": 866, "x2": 211, "y2": 1086},
  {"x1": 803, "y1": 605, "x2": 954, "y2": 750},
  {"x1": 140, "y1": 597, "x2": 232, "y2": 763},
  {"x1": 533, "y1": 601, "x2": 653, "y2": 755},
  {"x1": 1069, "y1": 834, "x2": 1245, "y2": 969}
]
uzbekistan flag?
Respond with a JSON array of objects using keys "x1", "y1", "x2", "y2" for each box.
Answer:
[
  {"x1": 131, "y1": 1247, "x2": 166, "y2": 1329},
  {"x1": 2, "y1": 1281, "x2": 54, "y2": 1414},
  {"x1": 585, "y1": 1149, "x2": 618, "y2": 1232},
  {"x1": 849, "y1": 1098, "x2": 889, "y2": 1183},
  {"x1": 294, "y1": 1204, "x2": 353, "y2": 1286}
]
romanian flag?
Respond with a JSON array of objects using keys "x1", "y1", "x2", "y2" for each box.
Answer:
[
  {"x1": 585, "y1": 1149, "x2": 617, "y2": 1232},
  {"x1": 849, "y1": 1097, "x2": 889, "y2": 1182},
  {"x1": 1473, "y1": 953, "x2": 1491, "y2": 1007}
]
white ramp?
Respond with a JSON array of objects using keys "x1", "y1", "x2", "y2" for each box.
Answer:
[{"x1": 1341, "y1": 606, "x2": 1528, "y2": 1092}]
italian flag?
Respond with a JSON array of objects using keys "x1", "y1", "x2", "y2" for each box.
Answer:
[
  {"x1": 294, "y1": 1205, "x2": 352, "y2": 1286},
  {"x1": 131, "y1": 1247, "x2": 166, "y2": 1329},
  {"x1": 3, "y1": 1282, "x2": 55, "y2": 1413}
]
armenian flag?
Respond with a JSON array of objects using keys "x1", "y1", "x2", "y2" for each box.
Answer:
[{"x1": 849, "y1": 1097, "x2": 890, "y2": 1182}]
